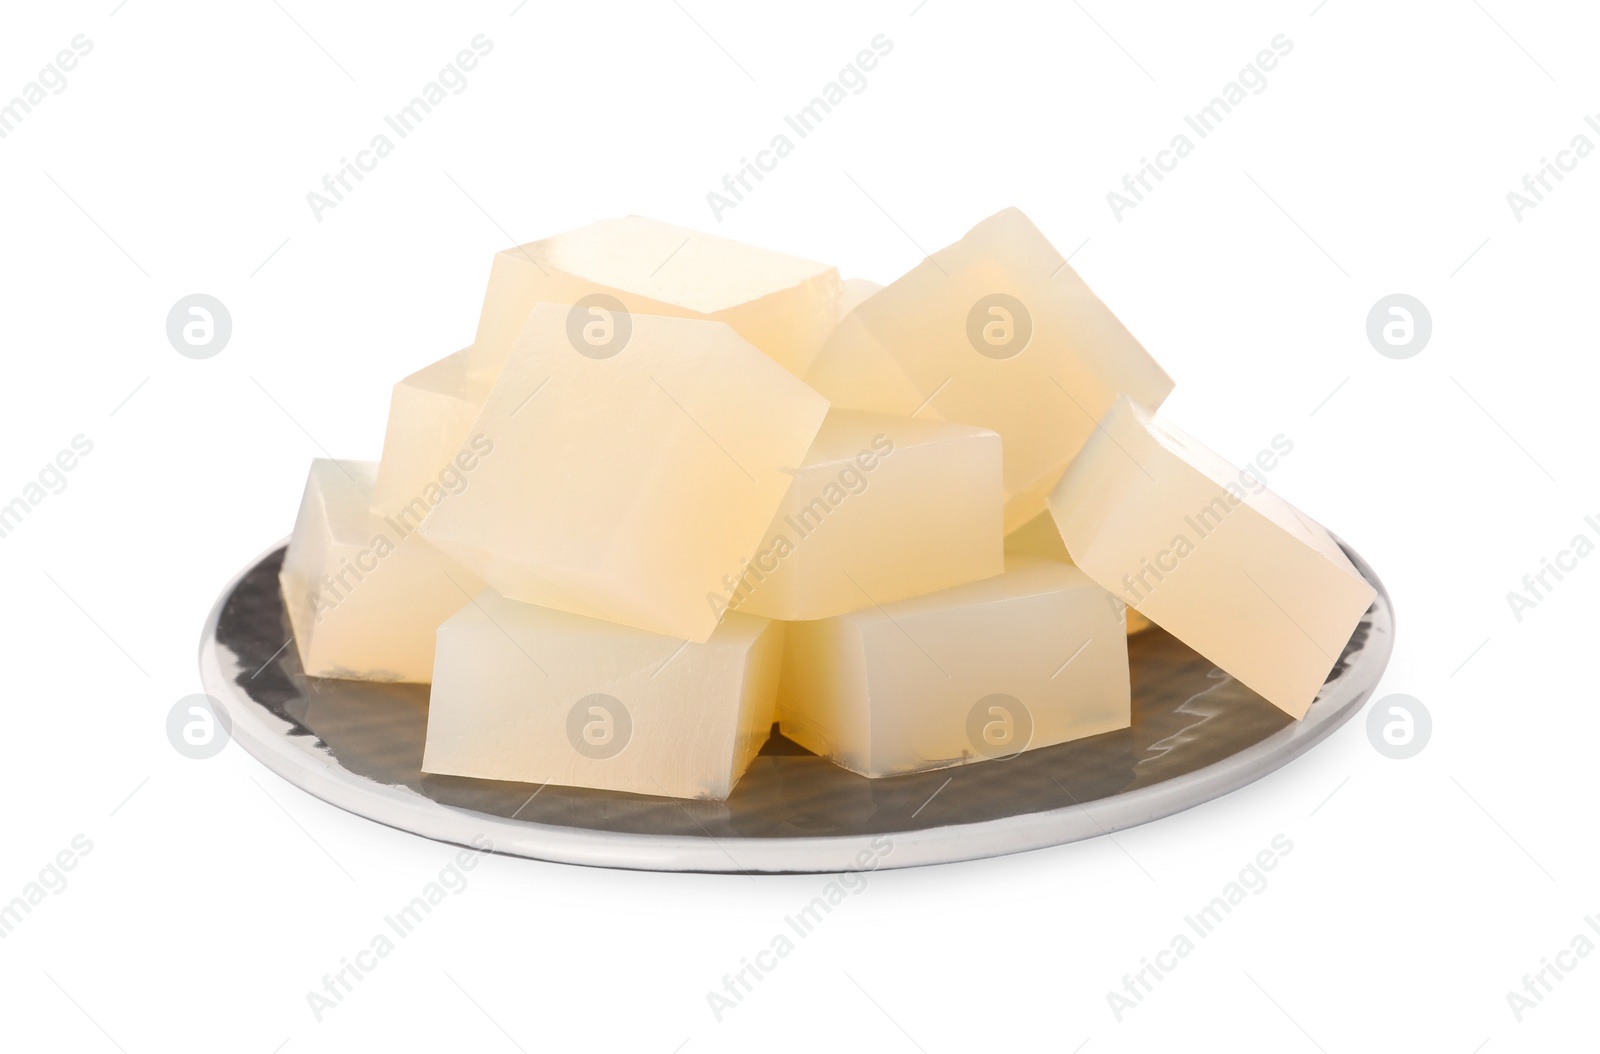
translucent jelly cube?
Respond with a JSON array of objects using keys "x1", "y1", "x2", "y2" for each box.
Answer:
[
  {"x1": 280, "y1": 460, "x2": 482, "y2": 683},
  {"x1": 422, "y1": 589, "x2": 783, "y2": 800},
  {"x1": 371, "y1": 348, "x2": 493, "y2": 523},
  {"x1": 1005, "y1": 511, "x2": 1152, "y2": 634},
  {"x1": 467, "y1": 216, "x2": 840, "y2": 380},
  {"x1": 419, "y1": 304, "x2": 830, "y2": 642},
  {"x1": 729, "y1": 409, "x2": 1004, "y2": 621},
  {"x1": 778, "y1": 556, "x2": 1130, "y2": 778},
  {"x1": 1048, "y1": 397, "x2": 1376, "y2": 718},
  {"x1": 805, "y1": 207, "x2": 1173, "y2": 530}
]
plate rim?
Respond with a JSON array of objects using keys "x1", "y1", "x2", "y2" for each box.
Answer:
[{"x1": 198, "y1": 535, "x2": 1394, "y2": 874}]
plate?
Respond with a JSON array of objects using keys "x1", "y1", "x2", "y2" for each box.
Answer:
[{"x1": 198, "y1": 539, "x2": 1394, "y2": 873}]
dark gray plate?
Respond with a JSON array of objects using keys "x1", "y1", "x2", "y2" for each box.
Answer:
[{"x1": 198, "y1": 539, "x2": 1393, "y2": 873}]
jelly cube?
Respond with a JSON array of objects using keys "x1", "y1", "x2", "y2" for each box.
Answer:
[
  {"x1": 730, "y1": 409, "x2": 1004, "y2": 621},
  {"x1": 371, "y1": 348, "x2": 493, "y2": 523},
  {"x1": 468, "y1": 216, "x2": 840, "y2": 380},
  {"x1": 422, "y1": 589, "x2": 782, "y2": 800},
  {"x1": 1048, "y1": 396, "x2": 1375, "y2": 718},
  {"x1": 280, "y1": 460, "x2": 482, "y2": 683},
  {"x1": 419, "y1": 304, "x2": 830, "y2": 642},
  {"x1": 805, "y1": 208, "x2": 1173, "y2": 530},
  {"x1": 778, "y1": 556, "x2": 1130, "y2": 777}
]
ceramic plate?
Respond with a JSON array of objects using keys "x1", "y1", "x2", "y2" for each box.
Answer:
[{"x1": 197, "y1": 539, "x2": 1393, "y2": 873}]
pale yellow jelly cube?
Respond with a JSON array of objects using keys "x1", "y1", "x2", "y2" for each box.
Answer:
[
  {"x1": 805, "y1": 207, "x2": 1173, "y2": 531},
  {"x1": 778, "y1": 557, "x2": 1130, "y2": 778},
  {"x1": 280, "y1": 460, "x2": 482, "y2": 683},
  {"x1": 1005, "y1": 512, "x2": 1152, "y2": 635},
  {"x1": 371, "y1": 348, "x2": 493, "y2": 523},
  {"x1": 422, "y1": 589, "x2": 782, "y2": 800},
  {"x1": 1048, "y1": 397, "x2": 1375, "y2": 719},
  {"x1": 730, "y1": 410, "x2": 1004, "y2": 621},
  {"x1": 420, "y1": 304, "x2": 830, "y2": 642},
  {"x1": 467, "y1": 216, "x2": 840, "y2": 380}
]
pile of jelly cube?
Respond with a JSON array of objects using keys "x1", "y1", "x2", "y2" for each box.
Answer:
[{"x1": 279, "y1": 209, "x2": 1374, "y2": 800}]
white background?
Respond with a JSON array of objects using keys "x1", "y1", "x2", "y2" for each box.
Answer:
[{"x1": 1, "y1": 0, "x2": 1595, "y2": 1050}]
